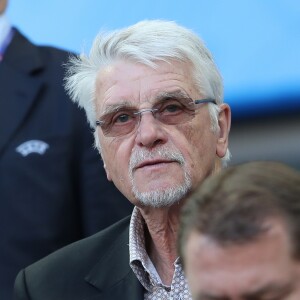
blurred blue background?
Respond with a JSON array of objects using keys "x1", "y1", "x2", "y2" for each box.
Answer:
[
  {"x1": 6, "y1": 0, "x2": 300, "y2": 116},
  {"x1": 6, "y1": 0, "x2": 300, "y2": 168}
]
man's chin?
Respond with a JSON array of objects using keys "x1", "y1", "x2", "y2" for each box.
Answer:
[
  {"x1": 133, "y1": 185, "x2": 191, "y2": 209},
  {"x1": 132, "y1": 177, "x2": 185, "y2": 193}
]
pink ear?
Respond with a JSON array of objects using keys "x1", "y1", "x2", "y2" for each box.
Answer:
[
  {"x1": 216, "y1": 104, "x2": 231, "y2": 158},
  {"x1": 103, "y1": 162, "x2": 112, "y2": 181}
]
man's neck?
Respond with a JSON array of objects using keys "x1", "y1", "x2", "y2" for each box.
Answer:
[{"x1": 140, "y1": 205, "x2": 183, "y2": 285}]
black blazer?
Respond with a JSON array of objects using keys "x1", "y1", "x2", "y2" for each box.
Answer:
[
  {"x1": 0, "y1": 29, "x2": 132, "y2": 299},
  {"x1": 14, "y1": 216, "x2": 144, "y2": 300}
]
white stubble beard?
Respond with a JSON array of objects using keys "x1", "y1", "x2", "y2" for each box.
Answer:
[{"x1": 129, "y1": 146, "x2": 192, "y2": 208}]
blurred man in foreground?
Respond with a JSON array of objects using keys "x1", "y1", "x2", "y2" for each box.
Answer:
[
  {"x1": 14, "y1": 20, "x2": 231, "y2": 299},
  {"x1": 179, "y1": 161, "x2": 300, "y2": 300}
]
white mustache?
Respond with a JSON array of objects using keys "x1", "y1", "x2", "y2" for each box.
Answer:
[{"x1": 129, "y1": 146, "x2": 185, "y2": 171}]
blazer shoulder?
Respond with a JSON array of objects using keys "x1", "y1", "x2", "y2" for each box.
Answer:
[
  {"x1": 5, "y1": 28, "x2": 75, "y2": 75},
  {"x1": 38, "y1": 44, "x2": 75, "y2": 65},
  {"x1": 14, "y1": 216, "x2": 131, "y2": 298},
  {"x1": 14, "y1": 215, "x2": 144, "y2": 300},
  {"x1": 25, "y1": 215, "x2": 131, "y2": 275}
]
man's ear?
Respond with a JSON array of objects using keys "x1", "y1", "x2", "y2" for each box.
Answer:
[
  {"x1": 216, "y1": 104, "x2": 231, "y2": 158},
  {"x1": 103, "y1": 162, "x2": 112, "y2": 181}
]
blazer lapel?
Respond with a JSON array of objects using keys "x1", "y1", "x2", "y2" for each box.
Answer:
[
  {"x1": 0, "y1": 29, "x2": 44, "y2": 155},
  {"x1": 0, "y1": 61, "x2": 43, "y2": 154},
  {"x1": 85, "y1": 272, "x2": 143, "y2": 300},
  {"x1": 84, "y1": 226, "x2": 144, "y2": 300}
]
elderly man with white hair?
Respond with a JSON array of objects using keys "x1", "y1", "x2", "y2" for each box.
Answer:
[{"x1": 14, "y1": 20, "x2": 231, "y2": 300}]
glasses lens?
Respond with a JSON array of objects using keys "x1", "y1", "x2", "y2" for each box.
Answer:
[
  {"x1": 99, "y1": 108, "x2": 138, "y2": 137},
  {"x1": 155, "y1": 97, "x2": 195, "y2": 125},
  {"x1": 98, "y1": 97, "x2": 204, "y2": 137}
]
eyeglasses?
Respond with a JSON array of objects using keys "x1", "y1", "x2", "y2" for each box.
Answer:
[{"x1": 96, "y1": 97, "x2": 216, "y2": 137}]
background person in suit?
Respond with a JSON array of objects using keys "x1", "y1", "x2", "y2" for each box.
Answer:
[
  {"x1": 178, "y1": 161, "x2": 300, "y2": 300},
  {"x1": 14, "y1": 20, "x2": 231, "y2": 299},
  {"x1": 0, "y1": 1, "x2": 132, "y2": 299}
]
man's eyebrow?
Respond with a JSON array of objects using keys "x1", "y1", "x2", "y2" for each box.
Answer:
[
  {"x1": 196, "y1": 293, "x2": 229, "y2": 300},
  {"x1": 101, "y1": 101, "x2": 135, "y2": 115},
  {"x1": 100, "y1": 90, "x2": 191, "y2": 115},
  {"x1": 101, "y1": 90, "x2": 190, "y2": 116},
  {"x1": 243, "y1": 282, "x2": 293, "y2": 299},
  {"x1": 154, "y1": 90, "x2": 191, "y2": 102},
  {"x1": 196, "y1": 282, "x2": 294, "y2": 300}
]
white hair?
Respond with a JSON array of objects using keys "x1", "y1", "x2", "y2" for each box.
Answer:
[{"x1": 65, "y1": 19, "x2": 230, "y2": 165}]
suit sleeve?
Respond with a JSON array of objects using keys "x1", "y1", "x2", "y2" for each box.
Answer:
[{"x1": 13, "y1": 270, "x2": 31, "y2": 300}]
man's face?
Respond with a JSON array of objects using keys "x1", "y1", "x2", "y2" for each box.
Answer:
[
  {"x1": 185, "y1": 219, "x2": 300, "y2": 300},
  {"x1": 95, "y1": 60, "x2": 229, "y2": 207}
]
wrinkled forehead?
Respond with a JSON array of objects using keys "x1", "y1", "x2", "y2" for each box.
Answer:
[{"x1": 94, "y1": 59, "x2": 198, "y2": 109}]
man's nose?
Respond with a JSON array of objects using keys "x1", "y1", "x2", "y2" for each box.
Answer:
[
  {"x1": 135, "y1": 110, "x2": 166, "y2": 148},
  {"x1": 135, "y1": 108, "x2": 157, "y2": 117}
]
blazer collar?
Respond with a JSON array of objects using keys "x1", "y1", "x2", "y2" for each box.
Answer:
[
  {"x1": 84, "y1": 224, "x2": 144, "y2": 300},
  {"x1": 0, "y1": 29, "x2": 44, "y2": 155},
  {"x1": 3, "y1": 28, "x2": 44, "y2": 73}
]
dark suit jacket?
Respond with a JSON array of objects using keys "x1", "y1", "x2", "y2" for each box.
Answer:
[
  {"x1": 14, "y1": 216, "x2": 144, "y2": 300},
  {"x1": 0, "y1": 29, "x2": 132, "y2": 299}
]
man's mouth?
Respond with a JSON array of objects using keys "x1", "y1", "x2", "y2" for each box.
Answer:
[{"x1": 134, "y1": 159, "x2": 175, "y2": 170}]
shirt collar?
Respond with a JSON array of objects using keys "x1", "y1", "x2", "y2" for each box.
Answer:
[
  {"x1": 129, "y1": 207, "x2": 182, "y2": 291},
  {"x1": 129, "y1": 207, "x2": 147, "y2": 264}
]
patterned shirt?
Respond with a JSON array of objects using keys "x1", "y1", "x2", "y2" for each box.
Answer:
[{"x1": 129, "y1": 207, "x2": 192, "y2": 300}]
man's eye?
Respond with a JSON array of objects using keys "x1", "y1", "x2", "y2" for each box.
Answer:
[
  {"x1": 164, "y1": 104, "x2": 182, "y2": 113},
  {"x1": 159, "y1": 101, "x2": 186, "y2": 115},
  {"x1": 114, "y1": 113, "x2": 132, "y2": 124}
]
